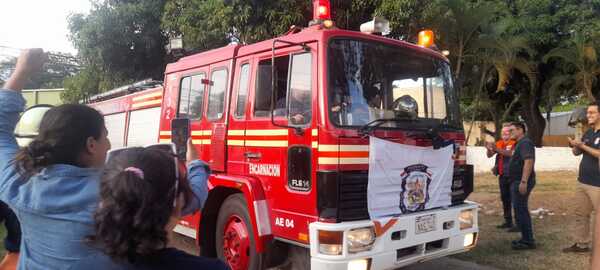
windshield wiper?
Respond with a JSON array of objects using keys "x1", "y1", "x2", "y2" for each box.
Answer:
[{"x1": 358, "y1": 118, "x2": 417, "y2": 137}]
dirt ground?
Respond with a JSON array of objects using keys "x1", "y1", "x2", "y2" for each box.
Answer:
[
  {"x1": 0, "y1": 171, "x2": 591, "y2": 270},
  {"x1": 453, "y1": 171, "x2": 590, "y2": 270}
]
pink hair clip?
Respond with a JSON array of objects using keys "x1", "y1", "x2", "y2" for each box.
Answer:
[{"x1": 124, "y1": 167, "x2": 145, "y2": 179}]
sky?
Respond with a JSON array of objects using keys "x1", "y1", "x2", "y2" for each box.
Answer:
[{"x1": 0, "y1": 0, "x2": 92, "y2": 57}]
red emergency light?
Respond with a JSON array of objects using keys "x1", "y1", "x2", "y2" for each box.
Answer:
[{"x1": 313, "y1": 0, "x2": 331, "y2": 20}]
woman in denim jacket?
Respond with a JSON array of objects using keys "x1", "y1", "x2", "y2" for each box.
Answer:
[{"x1": 0, "y1": 49, "x2": 210, "y2": 270}]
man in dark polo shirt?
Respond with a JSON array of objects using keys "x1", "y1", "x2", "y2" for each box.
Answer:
[
  {"x1": 564, "y1": 102, "x2": 600, "y2": 253},
  {"x1": 507, "y1": 122, "x2": 536, "y2": 250}
]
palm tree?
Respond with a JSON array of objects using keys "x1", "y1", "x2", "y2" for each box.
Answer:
[
  {"x1": 430, "y1": 0, "x2": 497, "y2": 83},
  {"x1": 476, "y1": 19, "x2": 537, "y2": 93},
  {"x1": 543, "y1": 32, "x2": 600, "y2": 102}
]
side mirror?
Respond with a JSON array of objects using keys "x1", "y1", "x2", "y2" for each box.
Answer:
[{"x1": 15, "y1": 104, "x2": 53, "y2": 147}]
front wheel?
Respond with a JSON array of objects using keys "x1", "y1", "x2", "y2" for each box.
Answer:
[{"x1": 216, "y1": 194, "x2": 265, "y2": 270}]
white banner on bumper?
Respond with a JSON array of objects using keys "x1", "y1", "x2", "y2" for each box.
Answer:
[{"x1": 367, "y1": 136, "x2": 454, "y2": 219}]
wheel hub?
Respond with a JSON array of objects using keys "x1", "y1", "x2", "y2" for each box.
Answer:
[{"x1": 222, "y1": 215, "x2": 250, "y2": 270}]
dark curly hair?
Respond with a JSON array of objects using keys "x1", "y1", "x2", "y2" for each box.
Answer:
[
  {"x1": 89, "y1": 147, "x2": 193, "y2": 263},
  {"x1": 13, "y1": 104, "x2": 105, "y2": 174}
]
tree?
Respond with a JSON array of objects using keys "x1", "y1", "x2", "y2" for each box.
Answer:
[
  {"x1": 161, "y1": 0, "x2": 311, "y2": 50},
  {"x1": 66, "y1": 0, "x2": 168, "y2": 102},
  {"x1": 0, "y1": 53, "x2": 80, "y2": 89},
  {"x1": 543, "y1": 32, "x2": 600, "y2": 102},
  {"x1": 427, "y1": 0, "x2": 499, "y2": 86}
]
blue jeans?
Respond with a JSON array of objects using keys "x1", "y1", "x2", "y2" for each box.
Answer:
[{"x1": 511, "y1": 179, "x2": 536, "y2": 243}]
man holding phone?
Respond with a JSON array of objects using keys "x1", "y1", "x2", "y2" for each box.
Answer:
[
  {"x1": 564, "y1": 102, "x2": 600, "y2": 253},
  {"x1": 486, "y1": 124, "x2": 517, "y2": 231}
]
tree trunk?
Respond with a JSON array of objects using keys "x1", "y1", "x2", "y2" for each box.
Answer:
[
  {"x1": 518, "y1": 83, "x2": 546, "y2": 147},
  {"x1": 584, "y1": 75, "x2": 595, "y2": 101}
]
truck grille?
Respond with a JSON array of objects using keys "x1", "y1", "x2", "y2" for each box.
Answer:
[
  {"x1": 317, "y1": 165, "x2": 473, "y2": 223},
  {"x1": 338, "y1": 171, "x2": 369, "y2": 221}
]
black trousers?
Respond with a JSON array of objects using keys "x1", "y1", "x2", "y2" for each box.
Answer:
[
  {"x1": 0, "y1": 201, "x2": 20, "y2": 253},
  {"x1": 499, "y1": 175, "x2": 514, "y2": 225},
  {"x1": 511, "y1": 179, "x2": 536, "y2": 243}
]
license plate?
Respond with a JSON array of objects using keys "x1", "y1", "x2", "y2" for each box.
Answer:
[{"x1": 415, "y1": 214, "x2": 436, "y2": 234}]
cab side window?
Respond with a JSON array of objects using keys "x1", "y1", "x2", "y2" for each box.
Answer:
[
  {"x1": 254, "y1": 55, "x2": 289, "y2": 118},
  {"x1": 234, "y1": 64, "x2": 250, "y2": 118},
  {"x1": 178, "y1": 74, "x2": 205, "y2": 119},
  {"x1": 288, "y1": 53, "x2": 312, "y2": 125},
  {"x1": 207, "y1": 68, "x2": 228, "y2": 120}
]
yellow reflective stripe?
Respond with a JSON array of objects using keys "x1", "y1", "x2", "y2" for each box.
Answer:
[
  {"x1": 245, "y1": 129, "x2": 288, "y2": 136},
  {"x1": 132, "y1": 92, "x2": 163, "y2": 102},
  {"x1": 132, "y1": 99, "x2": 162, "y2": 109},
  {"x1": 227, "y1": 140, "x2": 245, "y2": 146},
  {"x1": 245, "y1": 140, "x2": 288, "y2": 147},
  {"x1": 191, "y1": 130, "x2": 212, "y2": 136},
  {"x1": 318, "y1": 157, "x2": 369, "y2": 165},
  {"x1": 318, "y1": 144, "x2": 369, "y2": 152},
  {"x1": 312, "y1": 141, "x2": 318, "y2": 148},
  {"x1": 159, "y1": 138, "x2": 171, "y2": 143},
  {"x1": 228, "y1": 130, "x2": 245, "y2": 136},
  {"x1": 318, "y1": 144, "x2": 339, "y2": 152},
  {"x1": 159, "y1": 131, "x2": 171, "y2": 136},
  {"x1": 339, "y1": 145, "x2": 369, "y2": 152},
  {"x1": 311, "y1": 129, "x2": 318, "y2": 136},
  {"x1": 191, "y1": 139, "x2": 212, "y2": 145}
]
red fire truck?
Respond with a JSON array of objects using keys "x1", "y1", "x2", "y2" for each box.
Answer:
[{"x1": 87, "y1": 1, "x2": 478, "y2": 269}]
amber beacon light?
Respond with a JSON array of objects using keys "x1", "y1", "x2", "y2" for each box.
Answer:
[{"x1": 418, "y1": 30, "x2": 435, "y2": 48}]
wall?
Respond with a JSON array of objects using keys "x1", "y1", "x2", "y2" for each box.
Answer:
[
  {"x1": 467, "y1": 146, "x2": 581, "y2": 174},
  {"x1": 463, "y1": 121, "x2": 496, "y2": 146},
  {"x1": 22, "y1": 89, "x2": 64, "y2": 108}
]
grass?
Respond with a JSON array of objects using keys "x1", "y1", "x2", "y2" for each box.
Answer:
[
  {"x1": 454, "y1": 171, "x2": 590, "y2": 270},
  {"x1": 0, "y1": 172, "x2": 591, "y2": 269}
]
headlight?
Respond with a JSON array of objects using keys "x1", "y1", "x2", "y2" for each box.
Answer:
[
  {"x1": 347, "y1": 227, "x2": 376, "y2": 253},
  {"x1": 459, "y1": 209, "x2": 474, "y2": 230},
  {"x1": 318, "y1": 230, "x2": 343, "y2": 255},
  {"x1": 464, "y1": 233, "x2": 477, "y2": 247}
]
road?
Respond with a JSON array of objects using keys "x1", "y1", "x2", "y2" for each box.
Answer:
[
  {"x1": 403, "y1": 257, "x2": 497, "y2": 270},
  {"x1": 171, "y1": 233, "x2": 496, "y2": 270}
]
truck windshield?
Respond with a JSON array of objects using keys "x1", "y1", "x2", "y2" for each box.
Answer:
[{"x1": 328, "y1": 38, "x2": 461, "y2": 130}]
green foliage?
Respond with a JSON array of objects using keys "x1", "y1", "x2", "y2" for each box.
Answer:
[
  {"x1": 61, "y1": 0, "x2": 599, "y2": 144},
  {"x1": 161, "y1": 0, "x2": 311, "y2": 50},
  {"x1": 0, "y1": 53, "x2": 80, "y2": 89},
  {"x1": 65, "y1": 0, "x2": 168, "y2": 102}
]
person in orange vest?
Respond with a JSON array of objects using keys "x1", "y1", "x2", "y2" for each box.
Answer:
[{"x1": 486, "y1": 124, "x2": 517, "y2": 231}]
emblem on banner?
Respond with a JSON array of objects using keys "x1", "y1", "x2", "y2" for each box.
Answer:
[{"x1": 399, "y1": 164, "x2": 432, "y2": 213}]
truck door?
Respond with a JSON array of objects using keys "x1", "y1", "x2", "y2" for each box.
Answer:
[
  {"x1": 171, "y1": 69, "x2": 208, "y2": 239},
  {"x1": 227, "y1": 58, "x2": 253, "y2": 175},
  {"x1": 246, "y1": 44, "x2": 317, "y2": 243},
  {"x1": 203, "y1": 60, "x2": 232, "y2": 172},
  {"x1": 177, "y1": 70, "x2": 208, "y2": 157}
]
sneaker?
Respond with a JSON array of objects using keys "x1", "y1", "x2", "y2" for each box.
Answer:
[
  {"x1": 512, "y1": 240, "x2": 536, "y2": 250},
  {"x1": 562, "y1": 243, "x2": 590, "y2": 253},
  {"x1": 496, "y1": 222, "x2": 514, "y2": 229},
  {"x1": 507, "y1": 227, "x2": 521, "y2": 233}
]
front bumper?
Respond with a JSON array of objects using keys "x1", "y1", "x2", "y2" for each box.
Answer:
[{"x1": 309, "y1": 202, "x2": 479, "y2": 270}]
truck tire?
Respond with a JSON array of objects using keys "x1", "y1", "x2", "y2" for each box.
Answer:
[{"x1": 216, "y1": 193, "x2": 265, "y2": 270}]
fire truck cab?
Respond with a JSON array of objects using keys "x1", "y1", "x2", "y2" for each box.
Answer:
[{"x1": 88, "y1": 2, "x2": 478, "y2": 269}]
